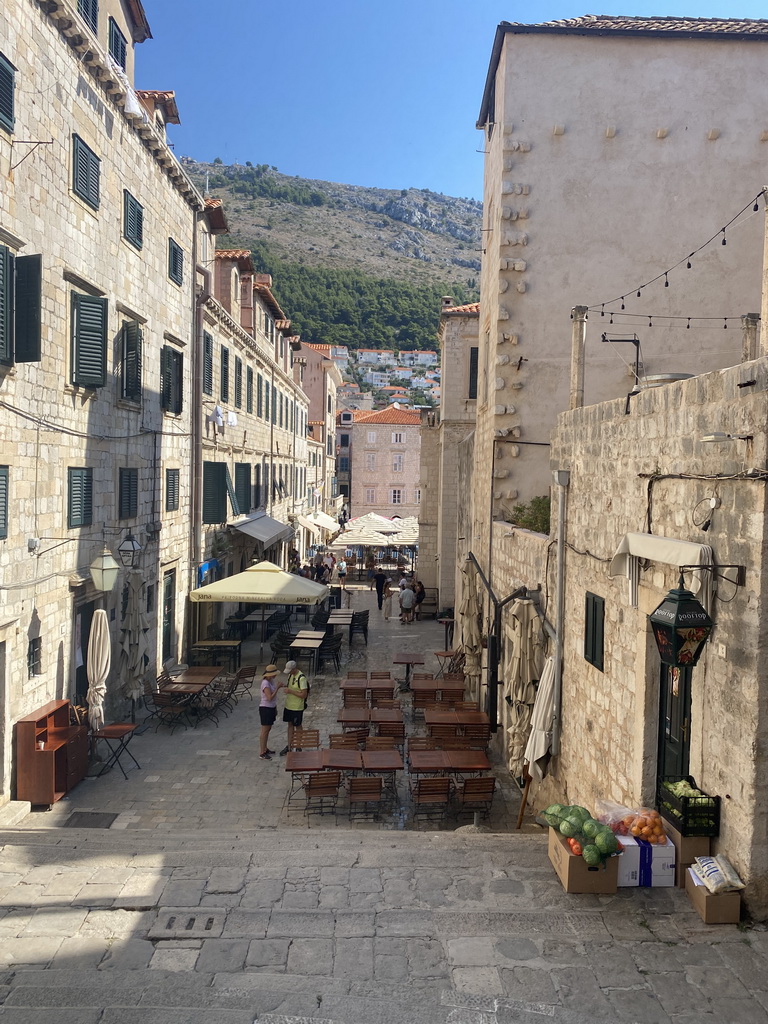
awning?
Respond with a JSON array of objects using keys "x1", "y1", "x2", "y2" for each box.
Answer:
[
  {"x1": 230, "y1": 514, "x2": 294, "y2": 547},
  {"x1": 609, "y1": 532, "x2": 713, "y2": 610},
  {"x1": 297, "y1": 514, "x2": 321, "y2": 539},
  {"x1": 308, "y1": 510, "x2": 339, "y2": 532}
]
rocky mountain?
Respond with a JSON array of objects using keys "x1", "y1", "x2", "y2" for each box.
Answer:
[{"x1": 181, "y1": 159, "x2": 483, "y2": 288}]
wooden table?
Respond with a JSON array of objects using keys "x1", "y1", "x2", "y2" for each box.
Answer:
[
  {"x1": 289, "y1": 637, "x2": 324, "y2": 676},
  {"x1": 424, "y1": 709, "x2": 490, "y2": 728},
  {"x1": 337, "y1": 708, "x2": 403, "y2": 726},
  {"x1": 328, "y1": 610, "x2": 354, "y2": 623},
  {"x1": 168, "y1": 667, "x2": 221, "y2": 687},
  {"x1": 410, "y1": 678, "x2": 439, "y2": 693},
  {"x1": 161, "y1": 681, "x2": 210, "y2": 696},
  {"x1": 285, "y1": 749, "x2": 363, "y2": 773},
  {"x1": 408, "y1": 750, "x2": 490, "y2": 775},
  {"x1": 362, "y1": 749, "x2": 403, "y2": 798},
  {"x1": 296, "y1": 630, "x2": 326, "y2": 640},
  {"x1": 392, "y1": 652, "x2": 425, "y2": 690},
  {"x1": 190, "y1": 639, "x2": 242, "y2": 671}
]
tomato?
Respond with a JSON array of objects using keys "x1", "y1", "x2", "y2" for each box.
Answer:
[{"x1": 571, "y1": 842, "x2": 582, "y2": 857}]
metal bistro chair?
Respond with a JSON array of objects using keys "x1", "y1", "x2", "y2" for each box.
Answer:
[
  {"x1": 348, "y1": 776, "x2": 383, "y2": 821},
  {"x1": 349, "y1": 610, "x2": 369, "y2": 645},
  {"x1": 292, "y1": 728, "x2": 320, "y2": 751},
  {"x1": 455, "y1": 776, "x2": 496, "y2": 819},
  {"x1": 317, "y1": 633, "x2": 343, "y2": 673},
  {"x1": 329, "y1": 733, "x2": 359, "y2": 750},
  {"x1": 365, "y1": 735, "x2": 397, "y2": 750},
  {"x1": 304, "y1": 771, "x2": 342, "y2": 816},
  {"x1": 411, "y1": 777, "x2": 452, "y2": 826},
  {"x1": 376, "y1": 721, "x2": 405, "y2": 751}
]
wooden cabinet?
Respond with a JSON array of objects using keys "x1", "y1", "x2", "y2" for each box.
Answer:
[{"x1": 16, "y1": 699, "x2": 89, "y2": 806}]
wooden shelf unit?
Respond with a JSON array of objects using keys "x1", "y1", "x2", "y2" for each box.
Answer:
[{"x1": 16, "y1": 699, "x2": 88, "y2": 806}]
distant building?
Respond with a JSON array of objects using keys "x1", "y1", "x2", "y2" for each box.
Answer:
[
  {"x1": 347, "y1": 407, "x2": 422, "y2": 519},
  {"x1": 357, "y1": 349, "x2": 396, "y2": 366}
]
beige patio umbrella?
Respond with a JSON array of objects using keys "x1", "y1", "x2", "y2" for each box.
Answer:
[
  {"x1": 119, "y1": 570, "x2": 150, "y2": 710},
  {"x1": 86, "y1": 608, "x2": 111, "y2": 732},
  {"x1": 348, "y1": 512, "x2": 403, "y2": 534},
  {"x1": 504, "y1": 599, "x2": 543, "y2": 777},
  {"x1": 456, "y1": 559, "x2": 483, "y2": 702}
]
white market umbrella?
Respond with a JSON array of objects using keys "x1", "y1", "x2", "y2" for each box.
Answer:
[
  {"x1": 329, "y1": 529, "x2": 390, "y2": 549},
  {"x1": 504, "y1": 599, "x2": 544, "y2": 777},
  {"x1": 348, "y1": 512, "x2": 403, "y2": 534},
  {"x1": 456, "y1": 559, "x2": 483, "y2": 701},
  {"x1": 86, "y1": 609, "x2": 111, "y2": 732},
  {"x1": 119, "y1": 570, "x2": 150, "y2": 706},
  {"x1": 190, "y1": 559, "x2": 329, "y2": 605},
  {"x1": 523, "y1": 655, "x2": 556, "y2": 783}
]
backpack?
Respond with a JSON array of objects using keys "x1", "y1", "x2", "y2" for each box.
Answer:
[{"x1": 291, "y1": 671, "x2": 310, "y2": 709}]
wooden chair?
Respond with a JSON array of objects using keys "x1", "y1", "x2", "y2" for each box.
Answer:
[
  {"x1": 292, "y1": 728, "x2": 320, "y2": 750},
  {"x1": 365, "y1": 735, "x2": 397, "y2": 750},
  {"x1": 304, "y1": 771, "x2": 341, "y2": 815},
  {"x1": 428, "y1": 724, "x2": 458, "y2": 741},
  {"x1": 439, "y1": 687, "x2": 465, "y2": 706},
  {"x1": 143, "y1": 691, "x2": 188, "y2": 732},
  {"x1": 455, "y1": 776, "x2": 496, "y2": 818},
  {"x1": 412, "y1": 690, "x2": 439, "y2": 719},
  {"x1": 407, "y1": 736, "x2": 437, "y2": 754},
  {"x1": 412, "y1": 672, "x2": 434, "y2": 681},
  {"x1": 342, "y1": 726, "x2": 369, "y2": 747},
  {"x1": 347, "y1": 671, "x2": 368, "y2": 679},
  {"x1": 377, "y1": 721, "x2": 405, "y2": 750},
  {"x1": 464, "y1": 724, "x2": 491, "y2": 749},
  {"x1": 342, "y1": 691, "x2": 368, "y2": 707},
  {"x1": 438, "y1": 738, "x2": 473, "y2": 750},
  {"x1": 369, "y1": 670, "x2": 391, "y2": 679},
  {"x1": 411, "y1": 777, "x2": 451, "y2": 824},
  {"x1": 329, "y1": 733, "x2": 359, "y2": 749},
  {"x1": 348, "y1": 776, "x2": 383, "y2": 820},
  {"x1": 455, "y1": 700, "x2": 480, "y2": 712},
  {"x1": 369, "y1": 684, "x2": 396, "y2": 703},
  {"x1": 371, "y1": 697, "x2": 399, "y2": 709}
]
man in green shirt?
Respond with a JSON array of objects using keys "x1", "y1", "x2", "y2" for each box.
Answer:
[{"x1": 280, "y1": 659, "x2": 309, "y2": 756}]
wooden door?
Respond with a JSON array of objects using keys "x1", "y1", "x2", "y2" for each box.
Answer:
[
  {"x1": 658, "y1": 665, "x2": 692, "y2": 780},
  {"x1": 74, "y1": 600, "x2": 95, "y2": 703}
]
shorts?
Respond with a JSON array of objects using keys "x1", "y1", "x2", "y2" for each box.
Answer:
[
  {"x1": 259, "y1": 706, "x2": 277, "y2": 726},
  {"x1": 338, "y1": 572, "x2": 347, "y2": 579},
  {"x1": 283, "y1": 708, "x2": 304, "y2": 726}
]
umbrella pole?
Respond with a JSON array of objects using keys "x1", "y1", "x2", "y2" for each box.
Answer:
[{"x1": 516, "y1": 768, "x2": 532, "y2": 830}]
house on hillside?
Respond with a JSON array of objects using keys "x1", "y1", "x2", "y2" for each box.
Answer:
[{"x1": 347, "y1": 408, "x2": 422, "y2": 519}]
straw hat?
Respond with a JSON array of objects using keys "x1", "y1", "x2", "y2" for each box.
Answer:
[{"x1": 264, "y1": 664, "x2": 279, "y2": 677}]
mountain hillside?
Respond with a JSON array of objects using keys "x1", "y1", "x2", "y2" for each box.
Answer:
[{"x1": 181, "y1": 159, "x2": 482, "y2": 351}]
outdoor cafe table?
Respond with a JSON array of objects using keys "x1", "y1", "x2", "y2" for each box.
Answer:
[
  {"x1": 295, "y1": 630, "x2": 326, "y2": 640},
  {"x1": 362, "y1": 749, "x2": 404, "y2": 798},
  {"x1": 337, "y1": 708, "x2": 404, "y2": 726},
  {"x1": 408, "y1": 750, "x2": 491, "y2": 776},
  {"x1": 328, "y1": 610, "x2": 354, "y2": 622},
  {"x1": 289, "y1": 637, "x2": 324, "y2": 675},
  {"x1": 190, "y1": 639, "x2": 242, "y2": 671},
  {"x1": 392, "y1": 652, "x2": 425, "y2": 690},
  {"x1": 424, "y1": 709, "x2": 490, "y2": 728},
  {"x1": 285, "y1": 749, "x2": 363, "y2": 774},
  {"x1": 338, "y1": 679, "x2": 396, "y2": 695},
  {"x1": 170, "y1": 667, "x2": 222, "y2": 685}
]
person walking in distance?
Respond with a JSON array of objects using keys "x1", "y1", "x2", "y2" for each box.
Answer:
[
  {"x1": 337, "y1": 557, "x2": 347, "y2": 590},
  {"x1": 382, "y1": 577, "x2": 394, "y2": 621},
  {"x1": 373, "y1": 566, "x2": 388, "y2": 610},
  {"x1": 399, "y1": 583, "x2": 416, "y2": 623},
  {"x1": 259, "y1": 665, "x2": 284, "y2": 760},
  {"x1": 413, "y1": 580, "x2": 426, "y2": 620},
  {"x1": 280, "y1": 660, "x2": 308, "y2": 756}
]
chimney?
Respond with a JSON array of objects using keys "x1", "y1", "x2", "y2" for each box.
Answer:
[{"x1": 441, "y1": 295, "x2": 453, "y2": 309}]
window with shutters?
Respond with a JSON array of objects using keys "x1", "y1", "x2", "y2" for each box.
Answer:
[
  {"x1": 365, "y1": 453, "x2": 376, "y2": 472},
  {"x1": 119, "y1": 467, "x2": 138, "y2": 519},
  {"x1": 165, "y1": 468, "x2": 180, "y2": 512},
  {"x1": 584, "y1": 592, "x2": 605, "y2": 672},
  {"x1": 234, "y1": 357, "x2": 242, "y2": 408},
  {"x1": 264, "y1": 379, "x2": 270, "y2": 421},
  {"x1": 414, "y1": 488, "x2": 421, "y2": 503},
  {"x1": 390, "y1": 489, "x2": 403, "y2": 505},
  {"x1": 0, "y1": 248, "x2": 43, "y2": 366},
  {"x1": 168, "y1": 238, "x2": 183, "y2": 285},
  {"x1": 27, "y1": 636, "x2": 42, "y2": 678},
  {"x1": 77, "y1": 0, "x2": 98, "y2": 33},
  {"x1": 365, "y1": 488, "x2": 376, "y2": 504},
  {"x1": 366, "y1": 431, "x2": 377, "y2": 444},
  {"x1": 0, "y1": 51, "x2": 15, "y2": 134},
  {"x1": 202, "y1": 331, "x2": 213, "y2": 395},
  {"x1": 72, "y1": 135, "x2": 100, "y2": 210},
  {"x1": 257, "y1": 372, "x2": 263, "y2": 417},
  {"x1": 254, "y1": 463, "x2": 262, "y2": 508},
  {"x1": 340, "y1": 433, "x2": 349, "y2": 447},
  {"x1": 123, "y1": 190, "x2": 143, "y2": 249},
  {"x1": 68, "y1": 467, "x2": 93, "y2": 528},
  {"x1": 160, "y1": 345, "x2": 183, "y2": 414},
  {"x1": 120, "y1": 320, "x2": 142, "y2": 400},
  {"x1": 392, "y1": 454, "x2": 404, "y2": 473},
  {"x1": 234, "y1": 463, "x2": 250, "y2": 513},
  {"x1": 246, "y1": 367, "x2": 253, "y2": 412},
  {"x1": 71, "y1": 292, "x2": 107, "y2": 387},
  {"x1": 220, "y1": 347, "x2": 229, "y2": 402},
  {"x1": 162, "y1": 569, "x2": 175, "y2": 662},
  {"x1": 0, "y1": 465, "x2": 7, "y2": 540},
  {"x1": 339, "y1": 457, "x2": 349, "y2": 472},
  {"x1": 468, "y1": 346, "x2": 479, "y2": 400},
  {"x1": 108, "y1": 17, "x2": 127, "y2": 69},
  {"x1": 202, "y1": 462, "x2": 227, "y2": 523}
]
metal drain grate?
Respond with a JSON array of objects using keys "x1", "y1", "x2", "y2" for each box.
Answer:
[
  {"x1": 63, "y1": 812, "x2": 118, "y2": 829},
  {"x1": 148, "y1": 907, "x2": 226, "y2": 939}
]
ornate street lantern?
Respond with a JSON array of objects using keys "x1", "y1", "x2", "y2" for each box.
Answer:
[
  {"x1": 89, "y1": 547, "x2": 121, "y2": 592},
  {"x1": 117, "y1": 533, "x2": 142, "y2": 568},
  {"x1": 649, "y1": 574, "x2": 713, "y2": 668}
]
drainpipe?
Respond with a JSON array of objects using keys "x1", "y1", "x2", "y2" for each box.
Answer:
[
  {"x1": 551, "y1": 468, "x2": 570, "y2": 756},
  {"x1": 192, "y1": 240, "x2": 210, "y2": 570},
  {"x1": 569, "y1": 306, "x2": 588, "y2": 410},
  {"x1": 269, "y1": 365, "x2": 275, "y2": 517}
]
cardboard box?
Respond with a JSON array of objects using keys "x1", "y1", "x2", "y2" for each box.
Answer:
[
  {"x1": 664, "y1": 818, "x2": 711, "y2": 874},
  {"x1": 675, "y1": 860, "x2": 693, "y2": 889},
  {"x1": 685, "y1": 867, "x2": 741, "y2": 924},
  {"x1": 618, "y1": 836, "x2": 675, "y2": 887},
  {"x1": 548, "y1": 828, "x2": 618, "y2": 894}
]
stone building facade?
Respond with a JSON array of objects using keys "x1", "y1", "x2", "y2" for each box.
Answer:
[
  {"x1": 417, "y1": 300, "x2": 479, "y2": 609},
  {"x1": 300, "y1": 343, "x2": 343, "y2": 521},
  {"x1": 347, "y1": 407, "x2": 422, "y2": 520},
  {"x1": 474, "y1": 16, "x2": 768, "y2": 512}
]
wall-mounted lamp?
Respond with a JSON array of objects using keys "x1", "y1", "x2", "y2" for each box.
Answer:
[
  {"x1": 89, "y1": 547, "x2": 121, "y2": 592},
  {"x1": 649, "y1": 573, "x2": 713, "y2": 668},
  {"x1": 117, "y1": 532, "x2": 142, "y2": 568}
]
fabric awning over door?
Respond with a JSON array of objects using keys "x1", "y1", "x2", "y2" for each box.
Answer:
[
  {"x1": 609, "y1": 532, "x2": 713, "y2": 610},
  {"x1": 230, "y1": 514, "x2": 293, "y2": 547}
]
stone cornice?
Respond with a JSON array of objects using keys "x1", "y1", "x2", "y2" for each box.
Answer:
[{"x1": 39, "y1": 0, "x2": 204, "y2": 212}]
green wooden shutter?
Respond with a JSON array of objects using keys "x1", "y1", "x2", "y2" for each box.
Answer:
[
  {"x1": 172, "y1": 350, "x2": 183, "y2": 413},
  {"x1": 220, "y1": 347, "x2": 229, "y2": 402},
  {"x1": 123, "y1": 191, "x2": 143, "y2": 249},
  {"x1": 234, "y1": 357, "x2": 242, "y2": 408},
  {"x1": 257, "y1": 372, "x2": 263, "y2": 417},
  {"x1": 246, "y1": 367, "x2": 253, "y2": 412},
  {"x1": 584, "y1": 592, "x2": 605, "y2": 672},
  {"x1": 108, "y1": 17, "x2": 127, "y2": 69},
  {"x1": 202, "y1": 462, "x2": 227, "y2": 523},
  {"x1": 225, "y1": 466, "x2": 239, "y2": 515},
  {"x1": 161, "y1": 346, "x2": 183, "y2": 413},
  {"x1": 68, "y1": 467, "x2": 93, "y2": 527},
  {"x1": 121, "y1": 320, "x2": 142, "y2": 399},
  {"x1": 160, "y1": 345, "x2": 172, "y2": 409},
  {"x1": 14, "y1": 254, "x2": 42, "y2": 362},
  {"x1": 0, "y1": 52, "x2": 15, "y2": 134},
  {"x1": 0, "y1": 245, "x2": 13, "y2": 364},
  {"x1": 234, "y1": 463, "x2": 250, "y2": 513},
  {"x1": 0, "y1": 465, "x2": 8, "y2": 539},
  {"x1": 73, "y1": 135, "x2": 100, "y2": 209},
  {"x1": 119, "y1": 467, "x2": 138, "y2": 518},
  {"x1": 71, "y1": 293, "x2": 107, "y2": 386},
  {"x1": 202, "y1": 331, "x2": 213, "y2": 394},
  {"x1": 169, "y1": 239, "x2": 183, "y2": 285},
  {"x1": 165, "y1": 468, "x2": 180, "y2": 511},
  {"x1": 264, "y1": 380, "x2": 270, "y2": 421},
  {"x1": 78, "y1": 0, "x2": 98, "y2": 32},
  {"x1": 468, "y1": 347, "x2": 479, "y2": 399}
]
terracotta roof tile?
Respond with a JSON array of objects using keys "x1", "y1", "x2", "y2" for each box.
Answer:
[
  {"x1": 136, "y1": 89, "x2": 179, "y2": 123},
  {"x1": 504, "y1": 15, "x2": 768, "y2": 37},
  {"x1": 443, "y1": 302, "x2": 480, "y2": 314},
  {"x1": 354, "y1": 407, "x2": 421, "y2": 425},
  {"x1": 203, "y1": 197, "x2": 229, "y2": 233}
]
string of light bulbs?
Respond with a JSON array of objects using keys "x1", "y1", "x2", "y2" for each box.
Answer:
[
  {"x1": 587, "y1": 187, "x2": 767, "y2": 317},
  {"x1": 596, "y1": 311, "x2": 740, "y2": 329}
]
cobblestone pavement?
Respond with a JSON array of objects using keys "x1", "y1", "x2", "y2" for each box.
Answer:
[{"x1": 1, "y1": 585, "x2": 766, "y2": 1022}]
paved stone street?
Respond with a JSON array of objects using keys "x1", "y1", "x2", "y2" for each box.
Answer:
[{"x1": 1, "y1": 585, "x2": 767, "y2": 1022}]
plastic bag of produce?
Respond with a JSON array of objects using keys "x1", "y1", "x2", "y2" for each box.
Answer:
[
  {"x1": 693, "y1": 855, "x2": 745, "y2": 894},
  {"x1": 596, "y1": 800, "x2": 668, "y2": 843},
  {"x1": 595, "y1": 799, "x2": 635, "y2": 835},
  {"x1": 537, "y1": 803, "x2": 620, "y2": 864}
]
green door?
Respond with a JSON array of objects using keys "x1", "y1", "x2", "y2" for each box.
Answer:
[{"x1": 658, "y1": 665, "x2": 692, "y2": 780}]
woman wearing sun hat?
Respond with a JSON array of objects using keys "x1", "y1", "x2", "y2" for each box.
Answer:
[{"x1": 259, "y1": 665, "x2": 284, "y2": 760}]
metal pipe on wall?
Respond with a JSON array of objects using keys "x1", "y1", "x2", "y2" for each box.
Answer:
[{"x1": 551, "y1": 468, "x2": 570, "y2": 756}]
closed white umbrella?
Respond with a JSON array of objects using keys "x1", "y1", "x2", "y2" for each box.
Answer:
[
  {"x1": 457, "y1": 560, "x2": 483, "y2": 701},
  {"x1": 523, "y1": 655, "x2": 556, "y2": 783},
  {"x1": 119, "y1": 570, "x2": 149, "y2": 705},
  {"x1": 504, "y1": 599, "x2": 543, "y2": 777},
  {"x1": 86, "y1": 609, "x2": 111, "y2": 732}
]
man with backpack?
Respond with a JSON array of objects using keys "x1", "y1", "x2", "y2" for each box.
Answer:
[{"x1": 280, "y1": 659, "x2": 309, "y2": 756}]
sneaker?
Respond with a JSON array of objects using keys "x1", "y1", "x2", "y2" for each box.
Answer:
[
  {"x1": 266, "y1": 749, "x2": 276, "y2": 755},
  {"x1": 259, "y1": 752, "x2": 272, "y2": 760},
  {"x1": 279, "y1": 746, "x2": 290, "y2": 756}
]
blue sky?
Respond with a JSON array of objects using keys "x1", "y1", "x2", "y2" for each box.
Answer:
[{"x1": 137, "y1": 1, "x2": 765, "y2": 200}]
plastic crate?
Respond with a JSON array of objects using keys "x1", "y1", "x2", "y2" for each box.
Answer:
[{"x1": 657, "y1": 775, "x2": 721, "y2": 837}]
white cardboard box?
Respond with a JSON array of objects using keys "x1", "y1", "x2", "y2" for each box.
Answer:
[{"x1": 618, "y1": 836, "x2": 675, "y2": 887}]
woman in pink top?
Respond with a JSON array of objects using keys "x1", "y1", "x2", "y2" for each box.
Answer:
[{"x1": 259, "y1": 664, "x2": 283, "y2": 760}]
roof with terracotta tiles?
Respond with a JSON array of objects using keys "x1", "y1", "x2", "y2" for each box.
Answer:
[
  {"x1": 443, "y1": 302, "x2": 480, "y2": 315},
  {"x1": 125, "y1": 0, "x2": 152, "y2": 41},
  {"x1": 203, "y1": 197, "x2": 229, "y2": 233},
  {"x1": 136, "y1": 90, "x2": 179, "y2": 123},
  {"x1": 304, "y1": 343, "x2": 333, "y2": 354},
  {"x1": 479, "y1": 17, "x2": 768, "y2": 126},
  {"x1": 216, "y1": 249, "x2": 253, "y2": 271},
  {"x1": 353, "y1": 407, "x2": 421, "y2": 425}
]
